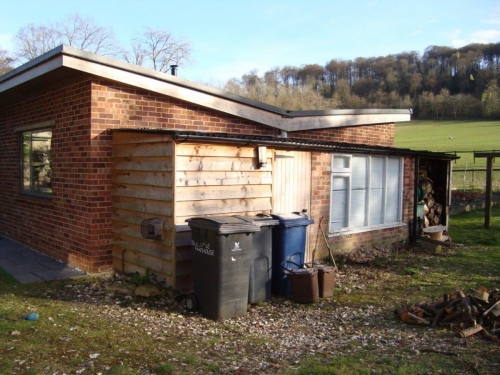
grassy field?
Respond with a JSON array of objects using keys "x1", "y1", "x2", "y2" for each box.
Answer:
[
  {"x1": 395, "y1": 120, "x2": 500, "y2": 190},
  {"x1": 1, "y1": 206, "x2": 500, "y2": 374}
]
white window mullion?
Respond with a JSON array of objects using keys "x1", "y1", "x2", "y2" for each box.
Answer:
[
  {"x1": 382, "y1": 157, "x2": 388, "y2": 224},
  {"x1": 365, "y1": 157, "x2": 371, "y2": 227}
]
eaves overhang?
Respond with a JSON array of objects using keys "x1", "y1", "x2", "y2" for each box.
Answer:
[
  {"x1": 112, "y1": 128, "x2": 459, "y2": 160},
  {"x1": 1, "y1": 45, "x2": 412, "y2": 132}
]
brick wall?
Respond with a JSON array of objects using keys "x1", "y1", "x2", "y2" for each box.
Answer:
[
  {"x1": 0, "y1": 78, "x2": 98, "y2": 272},
  {"x1": 291, "y1": 123, "x2": 394, "y2": 147},
  {"x1": 0, "y1": 76, "x2": 412, "y2": 273}
]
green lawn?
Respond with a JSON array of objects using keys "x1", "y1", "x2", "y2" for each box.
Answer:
[
  {"x1": 395, "y1": 120, "x2": 500, "y2": 190},
  {"x1": 394, "y1": 120, "x2": 500, "y2": 154}
]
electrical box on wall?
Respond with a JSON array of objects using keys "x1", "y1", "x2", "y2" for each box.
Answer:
[{"x1": 140, "y1": 218, "x2": 163, "y2": 240}]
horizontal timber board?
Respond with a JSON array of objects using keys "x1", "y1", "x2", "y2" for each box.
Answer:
[
  {"x1": 113, "y1": 157, "x2": 173, "y2": 171},
  {"x1": 112, "y1": 207, "x2": 174, "y2": 228},
  {"x1": 175, "y1": 170, "x2": 272, "y2": 186},
  {"x1": 121, "y1": 249, "x2": 173, "y2": 275},
  {"x1": 112, "y1": 257, "x2": 173, "y2": 286},
  {"x1": 176, "y1": 156, "x2": 269, "y2": 172},
  {"x1": 176, "y1": 197, "x2": 272, "y2": 217},
  {"x1": 112, "y1": 183, "x2": 172, "y2": 201},
  {"x1": 176, "y1": 184, "x2": 272, "y2": 201},
  {"x1": 112, "y1": 195, "x2": 172, "y2": 216},
  {"x1": 112, "y1": 221, "x2": 172, "y2": 247},
  {"x1": 113, "y1": 142, "x2": 173, "y2": 158},
  {"x1": 177, "y1": 143, "x2": 272, "y2": 158},
  {"x1": 113, "y1": 232, "x2": 173, "y2": 261},
  {"x1": 112, "y1": 170, "x2": 173, "y2": 187}
]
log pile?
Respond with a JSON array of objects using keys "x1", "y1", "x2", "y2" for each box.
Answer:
[
  {"x1": 344, "y1": 246, "x2": 391, "y2": 264},
  {"x1": 420, "y1": 176, "x2": 443, "y2": 227},
  {"x1": 395, "y1": 287, "x2": 500, "y2": 343}
]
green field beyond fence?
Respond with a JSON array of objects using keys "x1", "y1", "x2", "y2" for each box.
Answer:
[{"x1": 395, "y1": 120, "x2": 500, "y2": 191}]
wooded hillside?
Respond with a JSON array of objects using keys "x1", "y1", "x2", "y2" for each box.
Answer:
[{"x1": 224, "y1": 43, "x2": 500, "y2": 120}]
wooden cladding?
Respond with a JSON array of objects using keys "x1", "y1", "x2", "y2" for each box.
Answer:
[
  {"x1": 174, "y1": 143, "x2": 273, "y2": 225},
  {"x1": 112, "y1": 132, "x2": 175, "y2": 285},
  {"x1": 112, "y1": 134, "x2": 274, "y2": 289}
]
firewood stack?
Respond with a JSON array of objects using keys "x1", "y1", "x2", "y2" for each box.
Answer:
[
  {"x1": 395, "y1": 287, "x2": 500, "y2": 342},
  {"x1": 420, "y1": 176, "x2": 443, "y2": 228}
]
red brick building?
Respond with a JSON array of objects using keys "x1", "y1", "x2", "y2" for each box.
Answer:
[{"x1": 0, "y1": 45, "x2": 456, "y2": 289}]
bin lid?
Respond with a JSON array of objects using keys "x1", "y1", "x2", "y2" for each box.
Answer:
[
  {"x1": 270, "y1": 212, "x2": 315, "y2": 228},
  {"x1": 233, "y1": 214, "x2": 279, "y2": 227},
  {"x1": 185, "y1": 216, "x2": 260, "y2": 234}
]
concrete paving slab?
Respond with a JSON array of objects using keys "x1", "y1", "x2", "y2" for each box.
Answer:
[
  {"x1": 34, "y1": 268, "x2": 87, "y2": 281},
  {"x1": 13, "y1": 273, "x2": 46, "y2": 283},
  {"x1": 0, "y1": 236, "x2": 87, "y2": 283},
  {"x1": 0, "y1": 258, "x2": 17, "y2": 268}
]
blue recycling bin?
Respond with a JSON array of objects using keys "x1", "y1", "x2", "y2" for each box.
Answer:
[{"x1": 270, "y1": 212, "x2": 314, "y2": 296}]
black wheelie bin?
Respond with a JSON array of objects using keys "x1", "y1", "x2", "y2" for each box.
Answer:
[
  {"x1": 185, "y1": 216, "x2": 260, "y2": 320},
  {"x1": 234, "y1": 214, "x2": 279, "y2": 304}
]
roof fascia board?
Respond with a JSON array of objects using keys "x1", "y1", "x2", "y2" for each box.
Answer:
[
  {"x1": 62, "y1": 54, "x2": 410, "y2": 131},
  {"x1": 61, "y1": 54, "x2": 289, "y2": 130},
  {"x1": 0, "y1": 55, "x2": 63, "y2": 93}
]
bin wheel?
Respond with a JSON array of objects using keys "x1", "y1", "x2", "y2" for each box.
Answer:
[{"x1": 185, "y1": 294, "x2": 198, "y2": 311}]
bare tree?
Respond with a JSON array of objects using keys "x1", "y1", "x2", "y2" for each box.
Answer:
[
  {"x1": 14, "y1": 23, "x2": 60, "y2": 61},
  {"x1": 0, "y1": 48, "x2": 15, "y2": 75},
  {"x1": 55, "y1": 14, "x2": 119, "y2": 56},
  {"x1": 123, "y1": 28, "x2": 191, "y2": 73},
  {"x1": 13, "y1": 14, "x2": 119, "y2": 62}
]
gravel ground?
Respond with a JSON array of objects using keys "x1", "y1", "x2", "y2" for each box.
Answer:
[{"x1": 39, "y1": 264, "x2": 486, "y2": 374}]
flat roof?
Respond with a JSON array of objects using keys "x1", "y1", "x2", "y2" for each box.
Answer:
[{"x1": 0, "y1": 45, "x2": 412, "y2": 132}]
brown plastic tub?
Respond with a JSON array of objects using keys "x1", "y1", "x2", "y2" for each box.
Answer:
[{"x1": 285, "y1": 268, "x2": 319, "y2": 303}]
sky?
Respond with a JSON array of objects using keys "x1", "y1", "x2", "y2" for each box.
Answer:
[{"x1": 1, "y1": 0, "x2": 500, "y2": 85}]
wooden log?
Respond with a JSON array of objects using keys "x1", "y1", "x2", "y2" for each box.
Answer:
[
  {"x1": 469, "y1": 296, "x2": 485, "y2": 316},
  {"x1": 418, "y1": 304, "x2": 439, "y2": 316},
  {"x1": 444, "y1": 298, "x2": 462, "y2": 314},
  {"x1": 442, "y1": 308, "x2": 464, "y2": 323},
  {"x1": 431, "y1": 308, "x2": 444, "y2": 327},
  {"x1": 482, "y1": 329, "x2": 499, "y2": 343},
  {"x1": 407, "y1": 312, "x2": 431, "y2": 326},
  {"x1": 461, "y1": 297, "x2": 474, "y2": 322},
  {"x1": 456, "y1": 324, "x2": 483, "y2": 338},
  {"x1": 483, "y1": 300, "x2": 500, "y2": 317},
  {"x1": 395, "y1": 307, "x2": 409, "y2": 322}
]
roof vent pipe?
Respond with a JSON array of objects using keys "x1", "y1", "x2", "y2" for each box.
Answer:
[{"x1": 170, "y1": 65, "x2": 178, "y2": 76}]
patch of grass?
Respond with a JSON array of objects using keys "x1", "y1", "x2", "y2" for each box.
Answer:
[
  {"x1": 155, "y1": 362, "x2": 174, "y2": 374},
  {"x1": 449, "y1": 204, "x2": 500, "y2": 246},
  {"x1": 0, "y1": 266, "x2": 19, "y2": 285}
]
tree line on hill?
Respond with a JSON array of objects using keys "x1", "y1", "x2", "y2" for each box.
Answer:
[
  {"x1": 1, "y1": 14, "x2": 499, "y2": 119},
  {"x1": 224, "y1": 43, "x2": 500, "y2": 119}
]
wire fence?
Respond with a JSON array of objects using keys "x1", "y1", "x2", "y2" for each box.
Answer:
[{"x1": 451, "y1": 151, "x2": 500, "y2": 191}]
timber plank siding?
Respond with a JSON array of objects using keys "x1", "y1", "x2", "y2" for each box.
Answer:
[
  {"x1": 112, "y1": 132, "x2": 175, "y2": 286},
  {"x1": 112, "y1": 134, "x2": 274, "y2": 290}
]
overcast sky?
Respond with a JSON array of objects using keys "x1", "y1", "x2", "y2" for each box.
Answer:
[{"x1": 1, "y1": 0, "x2": 500, "y2": 84}]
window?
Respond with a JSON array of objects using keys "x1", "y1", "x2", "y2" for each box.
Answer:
[
  {"x1": 330, "y1": 154, "x2": 402, "y2": 233},
  {"x1": 21, "y1": 128, "x2": 52, "y2": 197}
]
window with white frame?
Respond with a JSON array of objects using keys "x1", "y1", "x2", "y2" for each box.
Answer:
[
  {"x1": 330, "y1": 154, "x2": 403, "y2": 233},
  {"x1": 21, "y1": 128, "x2": 52, "y2": 197}
]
